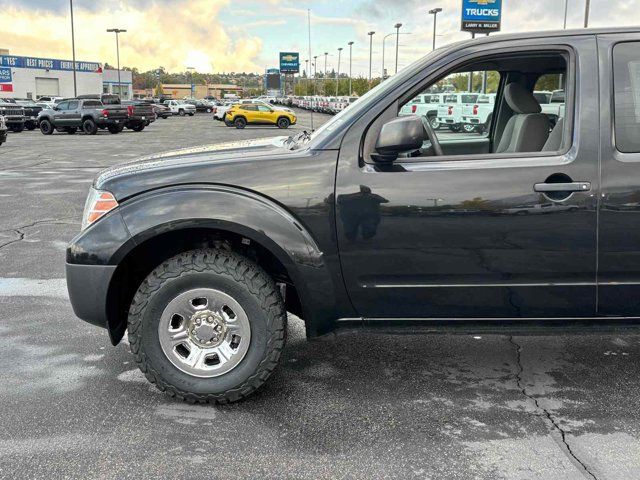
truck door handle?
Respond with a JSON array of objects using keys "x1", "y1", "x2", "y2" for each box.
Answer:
[{"x1": 534, "y1": 182, "x2": 591, "y2": 193}]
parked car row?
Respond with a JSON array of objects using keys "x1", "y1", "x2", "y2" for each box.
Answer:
[{"x1": 281, "y1": 95, "x2": 359, "y2": 114}]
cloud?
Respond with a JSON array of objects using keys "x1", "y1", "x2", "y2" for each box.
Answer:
[{"x1": 0, "y1": 0, "x2": 264, "y2": 73}]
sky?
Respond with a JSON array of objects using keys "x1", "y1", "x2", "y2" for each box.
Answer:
[{"x1": 2, "y1": 0, "x2": 639, "y2": 77}]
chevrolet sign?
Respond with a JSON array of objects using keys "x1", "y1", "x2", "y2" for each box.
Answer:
[
  {"x1": 279, "y1": 52, "x2": 300, "y2": 73},
  {"x1": 461, "y1": 0, "x2": 502, "y2": 33}
]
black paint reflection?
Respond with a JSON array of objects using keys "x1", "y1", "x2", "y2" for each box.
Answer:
[{"x1": 337, "y1": 186, "x2": 388, "y2": 241}]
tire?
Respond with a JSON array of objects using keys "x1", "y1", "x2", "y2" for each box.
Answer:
[
  {"x1": 206, "y1": 108, "x2": 212, "y2": 113},
  {"x1": 162, "y1": 115, "x2": 168, "y2": 119},
  {"x1": 179, "y1": 109, "x2": 186, "y2": 116},
  {"x1": 82, "y1": 118, "x2": 98, "y2": 135},
  {"x1": 188, "y1": 113, "x2": 194, "y2": 116},
  {"x1": 448, "y1": 125, "x2": 461, "y2": 133},
  {"x1": 462, "y1": 124, "x2": 476, "y2": 134},
  {"x1": 108, "y1": 124, "x2": 123, "y2": 134},
  {"x1": 65, "y1": 127, "x2": 77, "y2": 135},
  {"x1": 133, "y1": 124, "x2": 145, "y2": 132},
  {"x1": 428, "y1": 116, "x2": 440, "y2": 131},
  {"x1": 9, "y1": 124, "x2": 24, "y2": 133},
  {"x1": 26, "y1": 123, "x2": 37, "y2": 131},
  {"x1": 224, "y1": 119, "x2": 234, "y2": 127},
  {"x1": 234, "y1": 117, "x2": 246, "y2": 129},
  {"x1": 39, "y1": 119, "x2": 54, "y2": 135},
  {"x1": 276, "y1": 117, "x2": 290, "y2": 129},
  {"x1": 127, "y1": 249, "x2": 286, "y2": 404}
]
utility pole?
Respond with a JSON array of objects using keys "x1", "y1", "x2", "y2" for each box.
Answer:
[
  {"x1": 367, "y1": 31, "x2": 375, "y2": 82},
  {"x1": 584, "y1": 0, "x2": 590, "y2": 27},
  {"x1": 70, "y1": 0, "x2": 77, "y2": 96},
  {"x1": 106, "y1": 28, "x2": 127, "y2": 98},
  {"x1": 348, "y1": 41, "x2": 354, "y2": 96},
  {"x1": 429, "y1": 8, "x2": 442, "y2": 51},
  {"x1": 336, "y1": 47, "x2": 342, "y2": 96},
  {"x1": 324, "y1": 52, "x2": 328, "y2": 94},
  {"x1": 394, "y1": 23, "x2": 402, "y2": 74}
]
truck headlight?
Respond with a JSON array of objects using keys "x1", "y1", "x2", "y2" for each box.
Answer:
[{"x1": 81, "y1": 187, "x2": 119, "y2": 231}]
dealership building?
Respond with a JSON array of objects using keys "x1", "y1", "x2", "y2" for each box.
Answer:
[{"x1": 0, "y1": 51, "x2": 131, "y2": 100}]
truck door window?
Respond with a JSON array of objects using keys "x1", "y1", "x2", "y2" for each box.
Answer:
[
  {"x1": 389, "y1": 51, "x2": 570, "y2": 160},
  {"x1": 613, "y1": 42, "x2": 640, "y2": 153}
]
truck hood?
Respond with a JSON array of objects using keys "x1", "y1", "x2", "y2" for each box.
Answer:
[{"x1": 95, "y1": 136, "x2": 291, "y2": 199}]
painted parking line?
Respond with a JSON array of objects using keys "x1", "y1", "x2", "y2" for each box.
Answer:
[{"x1": 0, "y1": 278, "x2": 67, "y2": 298}]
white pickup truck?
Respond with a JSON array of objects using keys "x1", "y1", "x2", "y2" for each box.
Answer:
[
  {"x1": 399, "y1": 93, "x2": 446, "y2": 129},
  {"x1": 460, "y1": 93, "x2": 496, "y2": 134},
  {"x1": 162, "y1": 100, "x2": 196, "y2": 116},
  {"x1": 436, "y1": 93, "x2": 479, "y2": 132}
]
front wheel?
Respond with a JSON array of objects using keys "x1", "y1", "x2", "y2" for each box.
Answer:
[
  {"x1": 39, "y1": 119, "x2": 54, "y2": 135},
  {"x1": 132, "y1": 124, "x2": 145, "y2": 132},
  {"x1": 234, "y1": 117, "x2": 247, "y2": 129},
  {"x1": 127, "y1": 249, "x2": 286, "y2": 403},
  {"x1": 276, "y1": 117, "x2": 290, "y2": 129},
  {"x1": 108, "y1": 124, "x2": 123, "y2": 134},
  {"x1": 178, "y1": 109, "x2": 186, "y2": 116},
  {"x1": 462, "y1": 123, "x2": 476, "y2": 134}
]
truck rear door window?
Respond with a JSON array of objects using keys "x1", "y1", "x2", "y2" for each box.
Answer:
[{"x1": 613, "y1": 42, "x2": 640, "y2": 153}]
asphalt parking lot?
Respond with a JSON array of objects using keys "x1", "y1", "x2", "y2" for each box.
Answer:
[{"x1": 1, "y1": 110, "x2": 640, "y2": 480}]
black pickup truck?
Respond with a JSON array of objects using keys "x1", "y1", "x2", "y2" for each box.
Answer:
[
  {"x1": 67, "y1": 27, "x2": 640, "y2": 403},
  {"x1": 11, "y1": 98, "x2": 42, "y2": 130},
  {"x1": 122, "y1": 101, "x2": 155, "y2": 131},
  {"x1": 37, "y1": 99, "x2": 129, "y2": 135},
  {"x1": 0, "y1": 99, "x2": 26, "y2": 132}
]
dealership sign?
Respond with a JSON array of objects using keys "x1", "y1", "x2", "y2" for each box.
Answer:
[
  {"x1": 0, "y1": 67, "x2": 12, "y2": 92},
  {"x1": 461, "y1": 0, "x2": 502, "y2": 33},
  {"x1": 279, "y1": 52, "x2": 299, "y2": 73},
  {"x1": 0, "y1": 55, "x2": 101, "y2": 73}
]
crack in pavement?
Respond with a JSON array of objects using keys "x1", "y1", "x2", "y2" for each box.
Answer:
[
  {"x1": 508, "y1": 336, "x2": 598, "y2": 480},
  {"x1": 0, "y1": 218, "x2": 78, "y2": 250}
]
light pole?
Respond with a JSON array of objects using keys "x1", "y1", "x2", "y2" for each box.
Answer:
[
  {"x1": 106, "y1": 28, "x2": 127, "y2": 98},
  {"x1": 383, "y1": 32, "x2": 412, "y2": 80},
  {"x1": 186, "y1": 66, "x2": 195, "y2": 98},
  {"x1": 394, "y1": 23, "x2": 402, "y2": 74},
  {"x1": 313, "y1": 55, "x2": 318, "y2": 95},
  {"x1": 336, "y1": 47, "x2": 343, "y2": 96},
  {"x1": 584, "y1": 0, "x2": 590, "y2": 27},
  {"x1": 70, "y1": 0, "x2": 77, "y2": 97},
  {"x1": 563, "y1": 0, "x2": 569, "y2": 28},
  {"x1": 429, "y1": 8, "x2": 442, "y2": 51},
  {"x1": 348, "y1": 41, "x2": 354, "y2": 95},
  {"x1": 367, "y1": 31, "x2": 375, "y2": 82}
]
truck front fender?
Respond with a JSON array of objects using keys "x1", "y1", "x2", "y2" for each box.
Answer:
[{"x1": 116, "y1": 185, "x2": 341, "y2": 337}]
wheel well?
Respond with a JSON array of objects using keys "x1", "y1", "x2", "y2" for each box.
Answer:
[
  {"x1": 234, "y1": 116, "x2": 246, "y2": 122},
  {"x1": 81, "y1": 115, "x2": 94, "y2": 122},
  {"x1": 106, "y1": 227, "x2": 303, "y2": 344}
]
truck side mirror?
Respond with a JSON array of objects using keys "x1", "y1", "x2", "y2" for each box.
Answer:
[{"x1": 371, "y1": 116, "x2": 425, "y2": 163}]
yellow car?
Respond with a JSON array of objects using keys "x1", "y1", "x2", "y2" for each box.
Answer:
[{"x1": 225, "y1": 103, "x2": 296, "y2": 129}]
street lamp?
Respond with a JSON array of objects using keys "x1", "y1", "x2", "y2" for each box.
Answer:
[
  {"x1": 186, "y1": 66, "x2": 195, "y2": 98},
  {"x1": 348, "y1": 41, "x2": 354, "y2": 95},
  {"x1": 313, "y1": 55, "x2": 318, "y2": 94},
  {"x1": 394, "y1": 23, "x2": 402, "y2": 74},
  {"x1": 336, "y1": 47, "x2": 343, "y2": 96},
  {"x1": 429, "y1": 8, "x2": 442, "y2": 51},
  {"x1": 367, "y1": 31, "x2": 375, "y2": 81},
  {"x1": 382, "y1": 32, "x2": 412, "y2": 80},
  {"x1": 70, "y1": 0, "x2": 77, "y2": 97},
  {"x1": 106, "y1": 28, "x2": 127, "y2": 98}
]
